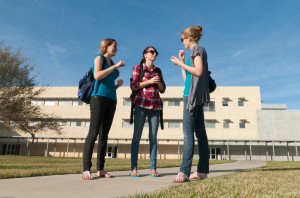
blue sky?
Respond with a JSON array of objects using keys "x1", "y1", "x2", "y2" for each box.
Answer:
[{"x1": 1, "y1": 0, "x2": 300, "y2": 109}]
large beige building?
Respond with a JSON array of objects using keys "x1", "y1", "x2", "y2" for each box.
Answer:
[{"x1": 1, "y1": 86, "x2": 299, "y2": 161}]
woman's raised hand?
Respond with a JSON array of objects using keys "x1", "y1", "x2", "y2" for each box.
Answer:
[{"x1": 115, "y1": 60, "x2": 125, "y2": 68}]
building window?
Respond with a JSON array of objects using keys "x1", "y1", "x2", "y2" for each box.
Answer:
[
  {"x1": 123, "y1": 99, "x2": 131, "y2": 106},
  {"x1": 205, "y1": 120, "x2": 216, "y2": 128},
  {"x1": 58, "y1": 101, "x2": 71, "y2": 106},
  {"x1": 44, "y1": 101, "x2": 56, "y2": 106},
  {"x1": 222, "y1": 97, "x2": 230, "y2": 107},
  {"x1": 122, "y1": 120, "x2": 133, "y2": 128},
  {"x1": 209, "y1": 148, "x2": 221, "y2": 160},
  {"x1": 85, "y1": 121, "x2": 90, "y2": 127},
  {"x1": 239, "y1": 121, "x2": 246, "y2": 128},
  {"x1": 1, "y1": 144, "x2": 20, "y2": 155},
  {"x1": 238, "y1": 100, "x2": 244, "y2": 107},
  {"x1": 72, "y1": 100, "x2": 83, "y2": 106},
  {"x1": 9, "y1": 121, "x2": 19, "y2": 127},
  {"x1": 144, "y1": 122, "x2": 149, "y2": 128},
  {"x1": 106, "y1": 146, "x2": 117, "y2": 158},
  {"x1": 222, "y1": 100, "x2": 228, "y2": 107},
  {"x1": 58, "y1": 121, "x2": 67, "y2": 127},
  {"x1": 31, "y1": 100, "x2": 43, "y2": 106},
  {"x1": 204, "y1": 101, "x2": 215, "y2": 111},
  {"x1": 28, "y1": 121, "x2": 40, "y2": 126},
  {"x1": 162, "y1": 100, "x2": 169, "y2": 106},
  {"x1": 71, "y1": 121, "x2": 81, "y2": 127},
  {"x1": 168, "y1": 100, "x2": 180, "y2": 106},
  {"x1": 223, "y1": 120, "x2": 230, "y2": 128},
  {"x1": 168, "y1": 121, "x2": 180, "y2": 128}
]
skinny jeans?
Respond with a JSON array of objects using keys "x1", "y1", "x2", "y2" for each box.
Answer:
[
  {"x1": 82, "y1": 96, "x2": 116, "y2": 172},
  {"x1": 180, "y1": 96, "x2": 209, "y2": 176},
  {"x1": 131, "y1": 105, "x2": 160, "y2": 171}
]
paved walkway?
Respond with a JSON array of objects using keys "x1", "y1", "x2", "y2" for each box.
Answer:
[{"x1": 0, "y1": 161, "x2": 266, "y2": 198}]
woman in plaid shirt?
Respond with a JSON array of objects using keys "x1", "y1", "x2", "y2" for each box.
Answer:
[{"x1": 130, "y1": 46, "x2": 166, "y2": 177}]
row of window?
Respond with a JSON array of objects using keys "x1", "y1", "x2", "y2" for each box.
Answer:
[
  {"x1": 123, "y1": 99, "x2": 245, "y2": 108},
  {"x1": 23, "y1": 121, "x2": 90, "y2": 127},
  {"x1": 32, "y1": 100, "x2": 85, "y2": 106},
  {"x1": 122, "y1": 120, "x2": 248, "y2": 129},
  {"x1": 10, "y1": 119, "x2": 249, "y2": 128},
  {"x1": 31, "y1": 98, "x2": 247, "y2": 108},
  {"x1": 32, "y1": 100, "x2": 182, "y2": 107},
  {"x1": 222, "y1": 99, "x2": 245, "y2": 107},
  {"x1": 123, "y1": 100, "x2": 181, "y2": 107},
  {"x1": 24, "y1": 120, "x2": 247, "y2": 129}
]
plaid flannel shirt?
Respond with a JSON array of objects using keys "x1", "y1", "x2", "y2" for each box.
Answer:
[{"x1": 130, "y1": 64, "x2": 166, "y2": 110}]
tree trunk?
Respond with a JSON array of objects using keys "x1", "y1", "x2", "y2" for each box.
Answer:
[{"x1": 27, "y1": 135, "x2": 35, "y2": 156}]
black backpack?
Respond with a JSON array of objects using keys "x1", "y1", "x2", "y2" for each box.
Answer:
[
  {"x1": 208, "y1": 71, "x2": 216, "y2": 93},
  {"x1": 129, "y1": 64, "x2": 164, "y2": 130}
]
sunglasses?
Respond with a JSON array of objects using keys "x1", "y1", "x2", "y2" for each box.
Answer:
[
  {"x1": 146, "y1": 50, "x2": 159, "y2": 55},
  {"x1": 181, "y1": 37, "x2": 187, "y2": 43}
]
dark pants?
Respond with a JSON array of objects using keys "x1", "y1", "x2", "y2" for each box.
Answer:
[{"x1": 82, "y1": 96, "x2": 116, "y2": 172}]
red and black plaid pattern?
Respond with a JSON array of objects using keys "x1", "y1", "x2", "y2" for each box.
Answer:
[{"x1": 130, "y1": 64, "x2": 166, "y2": 110}]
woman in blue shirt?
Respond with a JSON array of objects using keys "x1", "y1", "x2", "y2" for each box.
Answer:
[{"x1": 82, "y1": 38, "x2": 125, "y2": 180}]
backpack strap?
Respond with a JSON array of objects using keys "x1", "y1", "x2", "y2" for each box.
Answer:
[
  {"x1": 129, "y1": 63, "x2": 144, "y2": 124},
  {"x1": 155, "y1": 67, "x2": 164, "y2": 130},
  {"x1": 94, "y1": 54, "x2": 106, "y2": 94},
  {"x1": 160, "y1": 108, "x2": 164, "y2": 130}
]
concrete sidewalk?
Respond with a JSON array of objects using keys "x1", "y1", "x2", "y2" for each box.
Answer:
[{"x1": 0, "y1": 161, "x2": 266, "y2": 198}]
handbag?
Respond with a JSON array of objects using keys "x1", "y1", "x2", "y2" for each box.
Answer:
[{"x1": 208, "y1": 71, "x2": 216, "y2": 93}]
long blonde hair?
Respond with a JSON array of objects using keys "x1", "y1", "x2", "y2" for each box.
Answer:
[
  {"x1": 182, "y1": 25, "x2": 203, "y2": 42},
  {"x1": 98, "y1": 38, "x2": 117, "y2": 55}
]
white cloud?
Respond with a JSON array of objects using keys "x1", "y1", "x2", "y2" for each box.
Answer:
[{"x1": 46, "y1": 42, "x2": 66, "y2": 67}]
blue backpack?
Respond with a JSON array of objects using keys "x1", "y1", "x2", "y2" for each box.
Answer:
[
  {"x1": 78, "y1": 54, "x2": 107, "y2": 104},
  {"x1": 77, "y1": 68, "x2": 95, "y2": 104}
]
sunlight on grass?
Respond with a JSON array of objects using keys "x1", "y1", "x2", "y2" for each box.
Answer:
[{"x1": 129, "y1": 161, "x2": 300, "y2": 198}]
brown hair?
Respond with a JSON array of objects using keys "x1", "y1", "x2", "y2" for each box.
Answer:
[
  {"x1": 182, "y1": 25, "x2": 203, "y2": 42},
  {"x1": 99, "y1": 38, "x2": 117, "y2": 55},
  {"x1": 140, "y1": 46, "x2": 159, "y2": 64},
  {"x1": 98, "y1": 38, "x2": 116, "y2": 70}
]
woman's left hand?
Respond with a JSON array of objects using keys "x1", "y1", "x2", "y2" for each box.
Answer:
[
  {"x1": 170, "y1": 56, "x2": 183, "y2": 67},
  {"x1": 116, "y1": 79, "x2": 124, "y2": 88}
]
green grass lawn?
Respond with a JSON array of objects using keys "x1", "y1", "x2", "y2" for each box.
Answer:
[
  {"x1": 0, "y1": 155, "x2": 232, "y2": 179},
  {"x1": 1, "y1": 156, "x2": 299, "y2": 197},
  {"x1": 129, "y1": 161, "x2": 300, "y2": 198}
]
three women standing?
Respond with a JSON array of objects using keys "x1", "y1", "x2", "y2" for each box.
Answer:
[{"x1": 82, "y1": 25, "x2": 209, "y2": 182}]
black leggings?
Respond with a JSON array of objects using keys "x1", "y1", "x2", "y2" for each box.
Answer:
[{"x1": 82, "y1": 96, "x2": 116, "y2": 171}]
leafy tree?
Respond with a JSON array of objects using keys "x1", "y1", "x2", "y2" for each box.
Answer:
[{"x1": 0, "y1": 41, "x2": 62, "y2": 155}]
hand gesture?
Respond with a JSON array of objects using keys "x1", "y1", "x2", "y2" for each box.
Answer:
[
  {"x1": 149, "y1": 76, "x2": 161, "y2": 84},
  {"x1": 170, "y1": 56, "x2": 182, "y2": 66},
  {"x1": 179, "y1": 50, "x2": 185, "y2": 61},
  {"x1": 115, "y1": 60, "x2": 125, "y2": 68},
  {"x1": 116, "y1": 79, "x2": 124, "y2": 89},
  {"x1": 117, "y1": 79, "x2": 124, "y2": 87}
]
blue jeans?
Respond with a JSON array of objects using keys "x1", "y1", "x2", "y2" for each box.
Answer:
[
  {"x1": 180, "y1": 96, "x2": 209, "y2": 176},
  {"x1": 131, "y1": 105, "x2": 160, "y2": 171}
]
